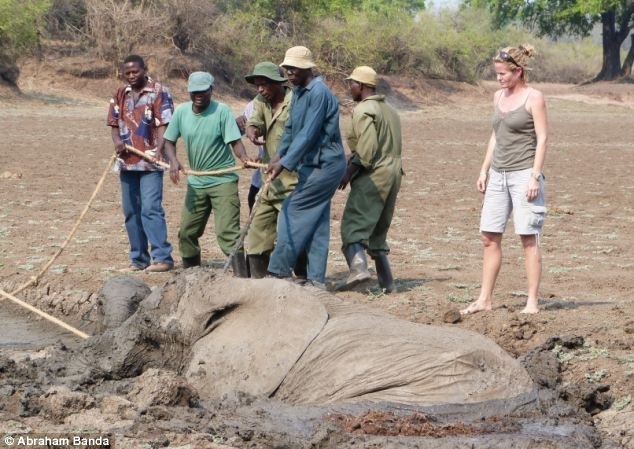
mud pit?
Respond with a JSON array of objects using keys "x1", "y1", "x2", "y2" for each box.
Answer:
[
  {"x1": 87, "y1": 272, "x2": 536, "y2": 405},
  {"x1": 1, "y1": 73, "x2": 634, "y2": 448},
  {"x1": 0, "y1": 271, "x2": 600, "y2": 448}
]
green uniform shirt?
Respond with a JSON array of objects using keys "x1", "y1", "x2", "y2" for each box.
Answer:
[
  {"x1": 346, "y1": 94, "x2": 402, "y2": 198},
  {"x1": 164, "y1": 100, "x2": 242, "y2": 189},
  {"x1": 247, "y1": 87, "x2": 297, "y2": 194},
  {"x1": 341, "y1": 95, "x2": 403, "y2": 250}
]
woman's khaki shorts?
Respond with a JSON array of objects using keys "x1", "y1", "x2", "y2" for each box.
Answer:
[{"x1": 480, "y1": 168, "x2": 546, "y2": 235}]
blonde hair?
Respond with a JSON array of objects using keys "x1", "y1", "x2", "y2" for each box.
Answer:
[{"x1": 494, "y1": 44, "x2": 536, "y2": 81}]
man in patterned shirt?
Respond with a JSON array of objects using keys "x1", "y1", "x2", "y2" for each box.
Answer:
[{"x1": 107, "y1": 54, "x2": 174, "y2": 272}]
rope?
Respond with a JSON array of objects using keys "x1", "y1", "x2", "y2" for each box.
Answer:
[
  {"x1": 9, "y1": 153, "x2": 117, "y2": 297},
  {"x1": 0, "y1": 153, "x2": 116, "y2": 340},
  {"x1": 0, "y1": 141, "x2": 268, "y2": 337},
  {"x1": 1, "y1": 144, "x2": 267, "y2": 338},
  {"x1": 0, "y1": 289, "x2": 90, "y2": 339},
  {"x1": 124, "y1": 144, "x2": 267, "y2": 176}
]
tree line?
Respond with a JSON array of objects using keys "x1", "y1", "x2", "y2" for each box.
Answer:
[{"x1": 1, "y1": 0, "x2": 631, "y2": 88}]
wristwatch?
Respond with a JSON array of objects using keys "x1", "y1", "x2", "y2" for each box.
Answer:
[{"x1": 531, "y1": 171, "x2": 543, "y2": 181}]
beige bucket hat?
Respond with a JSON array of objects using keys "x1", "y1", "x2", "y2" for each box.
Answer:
[
  {"x1": 346, "y1": 66, "x2": 377, "y2": 87},
  {"x1": 281, "y1": 46, "x2": 316, "y2": 69}
]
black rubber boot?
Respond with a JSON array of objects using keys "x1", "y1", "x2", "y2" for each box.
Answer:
[
  {"x1": 373, "y1": 252, "x2": 396, "y2": 293},
  {"x1": 231, "y1": 251, "x2": 248, "y2": 278},
  {"x1": 339, "y1": 243, "x2": 371, "y2": 290},
  {"x1": 247, "y1": 254, "x2": 270, "y2": 279},
  {"x1": 293, "y1": 251, "x2": 308, "y2": 284},
  {"x1": 182, "y1": 254, "x2": 201, "y2": 269}
]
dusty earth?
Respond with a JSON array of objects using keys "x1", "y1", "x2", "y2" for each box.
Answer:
[{"x1": 0, "y1": 60, "x2": 633, "y2": 448}]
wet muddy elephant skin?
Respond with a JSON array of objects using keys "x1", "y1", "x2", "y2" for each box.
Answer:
[{"x1": 76, "y1": 270, "x2": 536, "y2": 412}]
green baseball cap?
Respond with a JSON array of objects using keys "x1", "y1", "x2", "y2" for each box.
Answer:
[
  {"x1": 245, "y1": 61, "x2": 287, "y2": 84},
  {"x1": 188, "y1": 71, "x2": 214, "y2": 92}
]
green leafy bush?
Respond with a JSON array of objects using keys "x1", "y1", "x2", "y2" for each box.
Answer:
[
  {"x1": 0, "y1": 0, "x2": 50, "y2": 85},
  {"x1": 29, "y1": 0, "x2": 603, "y2": 88},
  {"x1": 0, "y1": 0, "x2": 50, "y2": 55}
]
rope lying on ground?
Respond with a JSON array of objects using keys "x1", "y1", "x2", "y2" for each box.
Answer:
[
  {"x1": 222, "y1": 178, "x2": 272, "y2": 274},
  {"x1": 0, "y1": 153, "x2": 117, "y2": 339},
  {"x1": 124, "y1": 144, "x2": 267, "y2": 175},
  {"x1": 0, "y1": 289, "x2": 90, "y2": 339},
  {"x1": 9, "y1": 153, "x2": 117, "y2": 298}
]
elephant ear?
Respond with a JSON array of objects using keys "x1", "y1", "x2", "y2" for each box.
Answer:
[{"x1": 182, "y1": 277, "x2": 328, "y2": 400}]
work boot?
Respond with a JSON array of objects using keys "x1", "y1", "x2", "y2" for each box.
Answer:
[
  {"x1": 247, "y1": 254, "x2": 270, "y2": 279},
  {"x1": 293, "y1": 251, "x2": 308, "y2": 284},
  {"x1": 231, "y1": 251, "x2": 248, "y2": 278},
  {"x1": 373, "y1": 252, "x2": 396, "y2": 293},
  {"x1": 182, "y1": 254, "x2": 201, "y2": 269},
  {"x1": 339, "y1": 243, "x2": 371, "y2": 290}
]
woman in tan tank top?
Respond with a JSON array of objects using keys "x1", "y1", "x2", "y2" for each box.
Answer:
[{"x1": 461, "y1": 44, "x2": 548, "y2": 316}]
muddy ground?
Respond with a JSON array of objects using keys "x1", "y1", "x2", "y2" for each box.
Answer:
[{"x1": 0, "y1": 65, "x2": 633, "y2": 448}]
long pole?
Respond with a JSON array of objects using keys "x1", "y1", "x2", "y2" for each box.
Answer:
[{"x1": 222, "y1": 179, "x2": 271, "y2": 274}]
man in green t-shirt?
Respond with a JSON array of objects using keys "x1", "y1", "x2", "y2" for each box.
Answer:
[{"x1": 162, "y1": 71, "x2": 250, "y2": 276}]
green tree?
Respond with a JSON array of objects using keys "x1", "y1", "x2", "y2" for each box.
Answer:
[
  {"x1": 229, "y1": 0, "x2": 425, "y2": 25},
  {"x1": 466, "y1": 0, "x2": 634, "y2": 80},
  {"x1": 0, "y1": 0, "x2": 50, "y2": 85},
  {"x1": 359, "y1": 0, "x2": 425, "y2": 14}
]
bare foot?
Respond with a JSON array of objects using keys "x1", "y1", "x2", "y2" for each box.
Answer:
[
  {"x1": 460, "y1": 301, "x2": 492, "y2": 315},
  {"x1": 520, "y1": 305, "x2": 539, "y2": 314}
]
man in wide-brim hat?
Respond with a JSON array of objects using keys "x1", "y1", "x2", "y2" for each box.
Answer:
[
  {"x1": 242, "y1": 61, "x2": 305, "y2": 279},
  {"x1": 266, "y1": 46, "x2": 346, "y2": 288}
]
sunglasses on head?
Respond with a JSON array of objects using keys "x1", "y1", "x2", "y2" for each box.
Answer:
[{"x1": 498, "y1": 51, "x2": 520, "y2": 67}]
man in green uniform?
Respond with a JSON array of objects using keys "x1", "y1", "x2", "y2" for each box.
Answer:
[
  {"x1": 339, "y1": 66, "x2": 403, "y2": 293},
  {"x1": 243, "y1": 62, "x2": 306, "y2": 279},
  {"x1": 162, "y1": 71, "x2": 250, "y2": 276}
]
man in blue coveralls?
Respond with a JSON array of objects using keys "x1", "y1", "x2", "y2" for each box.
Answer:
[{"x1": 266, "y1": 46, "x2": 346, "y2": 288}]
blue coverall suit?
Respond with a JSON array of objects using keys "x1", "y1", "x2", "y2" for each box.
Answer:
[{"x1": 267, "y1": 76, "x2": 346, "y2": 283}]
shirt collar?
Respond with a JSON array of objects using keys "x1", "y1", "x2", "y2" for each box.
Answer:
[
  {"x1": 294, "y1": 75, "x2": 321, "y2": 93},
  {"x1": 362, "y1": 94, "x2": 385, "y2": 102},
  {"x1": 124, "y1": 77, "x2": 154, "y2": 94}
]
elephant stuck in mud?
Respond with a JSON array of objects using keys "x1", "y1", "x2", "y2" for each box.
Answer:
[{"x1": 80, "y1": 269, "x2": 536, "y2": 412}]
